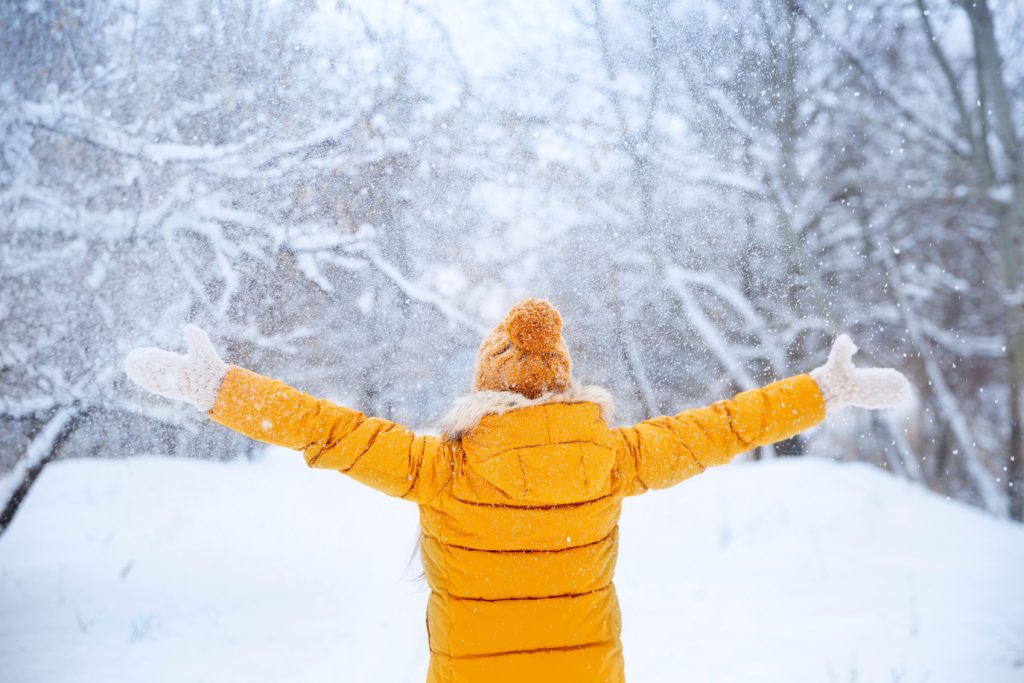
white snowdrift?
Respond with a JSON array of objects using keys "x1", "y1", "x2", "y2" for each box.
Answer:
[{"x1": 1, "y1": 452, "x2": 1021, "y2": 683}]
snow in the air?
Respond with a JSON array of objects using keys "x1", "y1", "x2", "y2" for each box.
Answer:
[{"x1": 3, "y1": 0, "x2": 1023, "y2": 681}]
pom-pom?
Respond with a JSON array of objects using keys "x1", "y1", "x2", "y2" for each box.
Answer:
[{"x1": 504, "y1": 298, "x2": 562, "y2": 353}]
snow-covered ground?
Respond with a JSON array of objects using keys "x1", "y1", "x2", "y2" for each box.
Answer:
[{"x1": 1, "y1": 451, "x2": 1022, "y2": 683}]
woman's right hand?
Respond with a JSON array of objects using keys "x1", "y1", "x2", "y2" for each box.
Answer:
[{"x1": 124, "y1": 325, "x2": 228, "y2": 411}]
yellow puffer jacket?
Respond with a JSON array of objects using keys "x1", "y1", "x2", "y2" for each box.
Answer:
[{"x1": 209, "y1": 368, "x2": 826, "y2": 683}]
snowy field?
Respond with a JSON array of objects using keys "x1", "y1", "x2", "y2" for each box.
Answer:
[{"x1": 1, "y1": 451, "x2": 1022, "y2": 683}]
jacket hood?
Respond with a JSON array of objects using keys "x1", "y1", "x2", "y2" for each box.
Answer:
[
  {"x1": 438, "y1": 384, "x2": 615, "y2": 439},
  {"x1": 438, "y1": 385, "x2": 617, "y2": 506}
]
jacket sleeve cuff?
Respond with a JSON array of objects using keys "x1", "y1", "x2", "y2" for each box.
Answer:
[
  {"x1": 781, "y1": 373, "x2": 828, "y2": 433},
  {"x1": 207, "y1": 366, "x2": 316, "y2": 449}
]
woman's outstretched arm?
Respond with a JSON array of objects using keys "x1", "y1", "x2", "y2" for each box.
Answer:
[
  {"x1": 124, "y1": 325, "x2": 449, "y2": 502},
  {"x1": 614, "y1": 335, "x2": 911, "y2": 495}
]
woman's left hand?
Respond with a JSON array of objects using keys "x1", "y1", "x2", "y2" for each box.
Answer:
[{"x1": 810, "y1": 335, "x2": 912, "y2": 410}]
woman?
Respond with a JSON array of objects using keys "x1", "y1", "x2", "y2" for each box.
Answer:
[{"x1": 125, "y1": 298, "x2": 910, "y2": 682}]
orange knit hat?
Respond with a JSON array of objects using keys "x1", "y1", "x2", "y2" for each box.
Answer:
[{"x1": 474, "y1": 298, "x2": 572, "y2": 399}]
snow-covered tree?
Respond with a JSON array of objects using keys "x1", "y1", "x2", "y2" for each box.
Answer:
[{"x1": 1, "y1": 0, "x2": 1020, "y2": 529}]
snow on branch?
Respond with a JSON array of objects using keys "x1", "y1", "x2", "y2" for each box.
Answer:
[
  {"x1": 283, "y1": 223, "x2": 486, "y2": 334},
  {"x1": 666, "y1": 274, "x2": 758, "y2": 390},
  {"x1": 18, "y1": 100, "x2": 255, "y2": 164},
  {"x1": 668, "y1": 266, "x2": 786, "y2": 374},
  {"x1": 363, "y1": 247, "x2": 488, "y2": 336}
]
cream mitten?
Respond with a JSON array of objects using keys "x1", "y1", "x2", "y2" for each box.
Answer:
[
  {"x1": 810, "y1": 335, "x2": 912, "y2": 410},
  {"x1": 124, "y1": 325, "x2": 228, "y2": 411}
]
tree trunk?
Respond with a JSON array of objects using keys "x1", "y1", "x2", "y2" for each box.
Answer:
[
  {"x1": 960, "y1": 0, "x2": 1024, "y2": 520},
  {"x1": 0, "y1": 407, "x2": 79, "y2": 537}
]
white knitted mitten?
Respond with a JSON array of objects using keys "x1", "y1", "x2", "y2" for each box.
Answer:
[
  {"x1": 810, "y1": 335, "x2": 912, "y2": 410},
  {"x1": 124, "y1": 325, "x2": 228, "y2": 411}
]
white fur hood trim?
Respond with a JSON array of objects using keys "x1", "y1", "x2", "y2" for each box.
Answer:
[{"x1": 438, "y1": 384, "x2": 615, "y2": 438}]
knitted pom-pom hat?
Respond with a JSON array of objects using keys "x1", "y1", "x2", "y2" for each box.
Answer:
[{"x1": 473, "y1": 298, "x2": 572, "y2": 399}]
